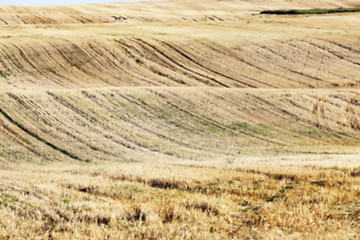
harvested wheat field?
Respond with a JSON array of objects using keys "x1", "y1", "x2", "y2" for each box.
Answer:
[{"x1": 1, "y1": 0, "x2": 360, "y2": 239}]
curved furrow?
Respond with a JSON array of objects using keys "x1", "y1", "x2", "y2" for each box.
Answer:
[
  {"x1": 83, "y1": 90, "x2": 234, "y2": 156},
  {"x1": 46, "y1": 41, "x2": 110, "y2": 86},
  {"x1": 25, "y1": 41, "x2": 79, "y2": 88},
  {"x1": 93, "y1": 89, "x2": 270, "y2": 154},
  {"x1": 148, "y1": 89, "x2": 284, "y2": 146},
  {"x1": 85, "y1": 41, "x2": 148, "y2": 86},
  {"x1": 246, "y1": 43, "x2": 322, "y2": 88},
  {"x1": 156, "y1": 40, "x2": 240, "y2": 88},
  {"x1": 83, "y1": 40, "x2": 157, "y2": 86},
  {"x1": 196, "y1": 90, "x2": 300, "y2": 139},
  {"x1": 26, "y1": 43, "x2": 67, "y2": 87},
  {"x1": 1, "y1": 88, "x2": 360, "y2": 161},
  {"x1": 0, "y1": 43, "x2": 28, "y2": 76},
  {"x1": 0, "y1": 35, "x2": 359, "y2": 90},
  {"x1": 112, "y1": 91, "x2": 240, "y2": 155},
  {"x1": 49, "y1": 40, "x2": 109, "y2": 87},
  {"x1": 201, "y1": 90, "x2": 318, "y2": 142},
  {"x1": 3, "y1": 93, "x2": 105, "y2": 160},
  {"x1": 47, "y1": 91, "x2": 209, "y2": 159},
  {"x1": 5, "y1": 92, "x2": 132, "y2": 160},
  {"x1": 19, "y1": 97, "x2": 71, "y2": 129},
  {"x1": 237, "y1": 49, "x2": 309, "y2": 88},
  {"x1": 45, "y1": 92, "x2": 152, "y2": 156},
  {"x1": 126, "y1": 39, "x2": 204, "y2": 86},
  {"x1": 247, "y1": 93, "x2": 333, "y2": 133},
  {"x1": 285, "y1": 40, "x2": 349, "y2": 84},
  {"x1": 113, "y1": 39, "x2": 178, "y2": 86},
  {"x1": 132, "y1": 38, "x2": 231, "y2": 87},
  {"x1": 37, "y1": 41, "x2": 89, "y2": 87},
  {"x1": 0, "y1": 101, "x2": 81, "y2": 161},
  {"x1": 117, "y1": 92, "x2": 211, "y2": 137},
  {"x1": 137, "y1": 38, "x2": 238, "y2": 87},
  {"x1": 170, "y1": 40, "x2": 282, "y2": 88},
  {"x1": 183, "y1": 40, "x2": 279, "y2": 88},
  {"x1": 85, "y1": 40, "x2": 142, "y2": 84},
  {"x1": 0, "y1": 115, "x2": 44, "y2": 160},
  {"x1": 2, "y1": 42, "x2": 75, "y2": 87},
  {"x1": 305, "y1": 94, "x2": 357, "y2": 129},
  {"x1": 77, "y1": 40, "x2": 146, "y2": 86},
  {"x1": 120, "y1": 37, "x2": 215, "y2": 86},
  {"x1": 288, "y1": 93, "x2": 360, "y2": 141},
  {"x1": 12, "y1": 42, "x2": 68, "y2": 88},
  {"x1": 196, "y1": 40, "x2": 298, "y2": 88},
  {"x1": 254, "y1": 43, "x2": 329, "y2": 87},
  {"x1": 278, "y1": 94, "x2": 358, "y2": 140},
  {"x1": 101, "y1": 39, "x2": 182, "y2": 86},
  {"x1": 317, "y1": 39, "x2": 360, "y2": 67},
  {"x1": 292, "y1": 40, "x2": 360, "y2": 84}
]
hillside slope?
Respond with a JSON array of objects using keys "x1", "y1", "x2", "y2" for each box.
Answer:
[
  {"x1": 0, "y1": 0, "x2": 359, "y2": 162},
  {"x1": 2, "y1": 1, "x2": 360, "y2": 239},
  {"x1": 1, "y1": 88, "x2": 360, "y2": 162},
  {"x1": 1, "y1": 35, "x2": 360, "y2": 91}
]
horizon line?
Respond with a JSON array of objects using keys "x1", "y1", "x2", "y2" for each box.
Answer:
[{"x1": 0, "y1": 0, "x2": 157, "y2": 7}]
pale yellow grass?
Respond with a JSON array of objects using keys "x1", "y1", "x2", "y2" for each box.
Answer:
[
  {"x1": 1, "y1": 158, "x2": 360, "y2": 239},
  {"x1": 0, "y1": 88, "x2": 360, "y2": 163},
  {"x1": 0, "y1": 0, "x2": 360, "y2": 239},
  {"x1": 0, "y1": 0, "x2": 359, "y2": 25},
  {"x1": 0, "y1": 8, "x2": 360, "y2": 91}
]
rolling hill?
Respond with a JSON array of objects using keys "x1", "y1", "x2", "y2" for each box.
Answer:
[
  {"x1": 1, "y1": 0, "x2": 360, "y2": 239},
  {"x1": 0, "y1": 0, "x2": 359, "y2": 162}
]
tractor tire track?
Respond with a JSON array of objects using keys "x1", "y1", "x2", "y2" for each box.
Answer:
[
  {"x1": 0, "y1": 104, "x2": 81, "y2": 160},
  {"x1": 134, "y1": 38, "x2": 231, "y2": 88}
]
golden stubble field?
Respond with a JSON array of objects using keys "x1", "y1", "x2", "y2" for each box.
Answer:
[
  {"x1": 1, "y1": 159, "x2": 360, "y2": 239},
  {"x1": 0, "y1": 0, "x2": 360, "y2": 239}
]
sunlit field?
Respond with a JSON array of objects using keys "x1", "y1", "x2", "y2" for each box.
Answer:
[{"x1": 1, "y1": 0, "x2": 360, "y2": 239}]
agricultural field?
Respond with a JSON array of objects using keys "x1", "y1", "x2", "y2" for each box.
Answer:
[{"x1": 0, "y1": 0, "x2": 360, "y2": 239}]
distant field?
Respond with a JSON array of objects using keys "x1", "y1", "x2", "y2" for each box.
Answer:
[{"x1": 0, "y1": 0, "x2": 360, "y2": 239}]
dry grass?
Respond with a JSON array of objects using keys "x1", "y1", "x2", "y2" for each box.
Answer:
[
  {"x1": 1, "y1": 159, "x2": 360, "y2": 239},
  {"x1": 0, "y1": 0, "x2": 360, "y2": 239},
  {"x1": 0, "y1": 88, "x2": 360, "y2": 163},
  {"x1": 0, "y1": 0, "x2": 359, "y2": 25},
  {"x1": 0, "y1": 1, "x2": 360, "y2": 91}
]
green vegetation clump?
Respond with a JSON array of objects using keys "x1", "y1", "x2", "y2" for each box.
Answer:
[
  {"x1": 261, "y1": 8, "x2": 360, "y2": 15},
  {"x1": 0, "y1": 71, "x2": 8, "y2": 78},
  {"x1": 46, "y1": 67, "x2": 56, "y2": 74}
]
